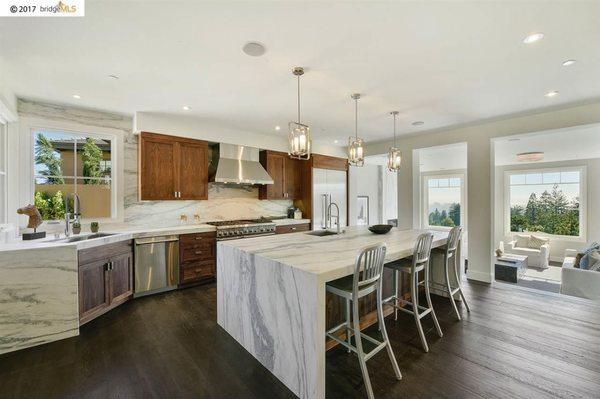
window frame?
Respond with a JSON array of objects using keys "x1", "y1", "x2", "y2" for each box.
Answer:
[
  {"x1": 421, "y1": 171, "x2": 467, "y2": 231},
  {"x1": 503, "y1": 166, "x2": 587, "y2": 242},
  {"x1": 0, "y1": 121, "x2": 6, "y2": 223},
  {"x1": 30, "y1": 126, "x2": 117, "y2": 223}
]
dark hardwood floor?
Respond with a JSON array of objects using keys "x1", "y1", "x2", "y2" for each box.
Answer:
[{"x1": 1, "y1": 281, "x2": 599, "y2": 399}]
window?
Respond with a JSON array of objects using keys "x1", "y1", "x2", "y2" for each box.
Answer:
[
  {"x1": 0, "y1": 123, "x2": 6, "y2": 223},
  {"x1": 423, "y1": 174, "x2": 465, "y2": 229},
  {"x1": 33, "y1": 130, "x2": 114, "y2": 220},
  {"x1": 506, "y1": 168, "x2": 584, "y2": 238}
]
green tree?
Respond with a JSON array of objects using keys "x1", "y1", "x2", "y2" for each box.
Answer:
[
  {"x1": 34, "y1": 134, "x2": 64, "y2": 184},
  {"x1": 441, "y1": 217, "x2": 455, "y2": 227},
  {"x1": 449, "y1": 203, "x2": 461, "y2": 226},
  {"x1": 82, "y1": 138, "x2": 104, "y2": 184}
]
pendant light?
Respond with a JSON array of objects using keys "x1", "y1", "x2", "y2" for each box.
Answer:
[
  {"x1": 348, "y1": 93, "x2": 365, "y2": 167},
  {"x1": 288, "y1": 67, "x2": 311, "y2": 160},
  {"x1": 387, "y1": 111, "x2": 402, "y2": 171}
]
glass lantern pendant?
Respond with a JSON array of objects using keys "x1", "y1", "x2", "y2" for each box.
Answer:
[
  {"x1": 288, "y1": 67, "x2": 311, "y2": 160},
  {"x1": 387, "y1": 111, "x2": 402, "y2": 171},
  {"x1": 348, "y1": 93, "x2": 365, "y2": 167}
]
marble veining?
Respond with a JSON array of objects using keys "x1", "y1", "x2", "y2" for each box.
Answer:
[{"x1": 217, "y1": 227, "x2": 448, "y2": 399}]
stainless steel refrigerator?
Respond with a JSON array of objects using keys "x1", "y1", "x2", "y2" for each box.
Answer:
[{"x1": 312, "y1": 168, "x2": 347, "y2": 230}]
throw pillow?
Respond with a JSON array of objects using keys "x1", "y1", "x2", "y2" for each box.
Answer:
[
  {"x1": 586, "y1": 249, "x2": 600, "y2": 272},
  {"x1": 528, "y1": 235, "x2": 549, "y2": 250},
  {"x1": 580, "y1": 242, "x2": 600, "y2": 270},
  {"x1": 515, "y1": 234, "x2": 530, "y2": 248},
  {"x1": 574, "y1": 253, "x2": 584, "y2": 268}
]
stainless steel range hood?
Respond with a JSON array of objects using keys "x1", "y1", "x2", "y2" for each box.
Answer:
[{"x1": 213, "y1": 143, "x2": 274, "y2": 185}]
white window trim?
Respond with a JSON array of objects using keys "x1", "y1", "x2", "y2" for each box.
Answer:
[
  {"x1": 20, "y1": 116, "x2": 125, "y2": 226},
  {"x1": 0, "y1": 122, "x2": 7, "y2": 223},
  {"x1": 503, "y1": 166, "x2": 587, "y2": 242},
  {"x1": 421, "y1": 170, "x2": 467, "y2": 231}
]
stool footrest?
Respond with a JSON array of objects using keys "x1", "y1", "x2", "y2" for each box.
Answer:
[
  {"x1": 384, "y1": 296, "x2": 432, "y2": 318},
  {"x1": 326, "y1": 325, "x2": 386, "y2": 359}
]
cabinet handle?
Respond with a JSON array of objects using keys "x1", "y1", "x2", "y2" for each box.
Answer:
[
  {"x1": 178, "y1": 191, "x2": 182, "y2": 198},
  {"x1": 174, "y1": 191, "x2": 177, "y2": 198},
  {"x1": 195, "y1": 250, "x2": 203, "y2": 255},
  {"x1": 105, "y1": 261, "x2": 113, "y2": 271},
  {"x1": 195, "y1": 237, "x2": 202, "y2": 241},
  {"x1": 291, "y1": 227, "x2": 296, "y2": 230}
]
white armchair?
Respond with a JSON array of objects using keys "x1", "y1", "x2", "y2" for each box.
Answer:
[
  {"x1": 504, "y1": 240, "x2": 550, "y2": 269},
  {"x1": 561, "y1": 249, "x2": 600, "y2": 300}
]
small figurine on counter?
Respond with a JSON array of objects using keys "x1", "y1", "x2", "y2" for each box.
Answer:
[{"x1": 16, "y1": 204, "x2": 46, "y2": 240}]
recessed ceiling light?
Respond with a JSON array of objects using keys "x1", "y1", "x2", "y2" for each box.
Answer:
[
  {"x1": 412, "y1": 121, "x2": 424, "y2": 126},
  {"x1": 545, "y1": 90, "x2": 559, "y2": 98},
  {"x1": 108, "y1": 74, "x2": 119, "y2": 80},
  {"x1": 562, "y1": 59, "x2": 576, "y2": 66},
  {"x1": 242, "y1": 42, "x2": 266, "y2": 57},
  {"x1": 334, "y1": 140, "x2": 339, "y2": 144},
  {"x1": 274, "y1": 125, "x2": 281, "y2": 131},
  {"x1": 523, "y1": 32, "x2": 544, "y2": 44},
  {"x1": 72, "y1": 94, "x2": 81, "y2": 99},
  {"x1": 182, "y1": 105, "x2": 191, "y2": 111}
]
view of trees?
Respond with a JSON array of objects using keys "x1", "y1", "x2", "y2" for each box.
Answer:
[
  {"x1": 429, "y1": 203, "x2": 460, "y2": 227},
  {"x1": 34, "y1": 133, "x2": 64, "y2": 184},
  {"x1": 510, "y1": 184, "x2": 579, "y2": 236}
]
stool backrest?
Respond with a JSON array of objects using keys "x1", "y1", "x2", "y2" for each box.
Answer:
[
  {"x1": 412, "y1": 233, "x2": 434, "y2": 270},
  {"x1": 446, "y1": 226, "x2": 462, "y2": 258},
  {"x1": 353, "y1": 243, "x2": 387, "y2": 292}
]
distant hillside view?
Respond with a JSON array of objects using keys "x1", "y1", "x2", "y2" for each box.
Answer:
[{"x1": 429, "y1": 203, "x2": 460, "y2": 227}]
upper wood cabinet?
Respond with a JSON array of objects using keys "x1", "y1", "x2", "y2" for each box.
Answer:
[
  {"x1": 139, "y1": 132, "x2": 208, "y2": 200},
  {"x1": 259, "y1": 150, "x2": 302, "y2": 200},
  {"x1": 312, "y1": 154, "x2": 348, "y2": 171}
]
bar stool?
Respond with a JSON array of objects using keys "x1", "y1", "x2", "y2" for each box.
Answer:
[
  {"x1": 383, "y1": 233, "x2": 442, "y2": 353},
  {"x1": 432, "y1": 226, "x2": 470, "y2": 320},
  {"x1": 326, "y1": 243, "x2": 402, "y2": 399}
]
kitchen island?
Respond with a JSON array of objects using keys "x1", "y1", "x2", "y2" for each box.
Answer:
[{"x1": 217, "y1": 226, "x2": 449, "y2": 399}]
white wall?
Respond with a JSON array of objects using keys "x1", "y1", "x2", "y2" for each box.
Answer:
[
  {"x1": 367, "y1": 100, "x2": 600, "y2": 283},
  {"x1": 134, "y1": 112, "x2": 346, "y2": 158},
  {"x1": 494, "y1": 158, "x2": 600, "y2": 260},
  {"x1": 351, "y1": 164, "x2": 382, "y2": 225}
]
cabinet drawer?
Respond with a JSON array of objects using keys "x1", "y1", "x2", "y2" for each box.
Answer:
[
  {"x1": 79, "y1": 240, "x2": 132, "y2": 266},
  {"x1": 181, "y1": 242, "x2": 215, "y2": 262},
  {"x1": 275, "y1": 223, "x2": 310, "y2": 234},
  {"x1": 180, "y1": 231, "x2": 216, "y2": 245},
  {"x1": 180, "y1": 260, "x2": 215, "y2": 284}
]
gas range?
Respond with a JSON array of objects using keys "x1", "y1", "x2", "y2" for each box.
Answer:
[{"x1": 206, "y1": 218, "x2": 276, "y2": 240}]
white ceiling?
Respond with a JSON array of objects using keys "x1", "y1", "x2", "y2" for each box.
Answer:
[
  {"x1": 2, "y1": 1, "x2": 600, "y2": 146},
  {"x1": 494, "y1": 123, "x2": 600, "y2": 165}
]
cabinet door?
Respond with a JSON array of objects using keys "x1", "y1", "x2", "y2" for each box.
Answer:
[
  {"x1": 177, "y1": 141, "x2": 208, "y2": 200},
  {"x1": 267, "y1": 152, "x2": 285, "y2": 199},
  {"x1": 79, "y1": 259, "x2": 110, "y2": 324},
  {"x1": 109, "y1": 252, "x2": 133, "y2": 306},
  {"x1": 140, "y1": 133, "x2": 176, "y2": 200},
  {"x1": 284, "y1": 157, "x2": 301, "y2": 199}
]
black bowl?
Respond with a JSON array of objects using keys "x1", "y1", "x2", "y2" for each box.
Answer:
[{"x1": 368, "y1": 224, "x2": 393, "y2": 234}]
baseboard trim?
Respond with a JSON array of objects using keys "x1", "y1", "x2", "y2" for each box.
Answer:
[{"x1": 467, "y1": 269, "x2": 493, "y2": 284}]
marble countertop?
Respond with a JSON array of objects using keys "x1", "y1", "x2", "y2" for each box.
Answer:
[
  {"x1": 0, "y1": 218, "x2": 308, "y2": 252},
  {"x1": 219, "y1": 226, "x2": 448, "y2": 282}
]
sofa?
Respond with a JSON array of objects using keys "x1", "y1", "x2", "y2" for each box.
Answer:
[
  {"x1": 561, "y1": 249, "x2": 600, "y2": 300},
  {"x1": 502, "y1": 235, "x2": 550, "y2": 269}
]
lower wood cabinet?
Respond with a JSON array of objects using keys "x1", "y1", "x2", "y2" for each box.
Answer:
[
  {"x1": 179, "y1": 231, "x2": 216, "y2": 287},
  {"x1": 275, "y1": 223, "x2": 311, "y2": 234},
  {"x1": 78, "y1": 241, "x2": 133, "y2": 325}
]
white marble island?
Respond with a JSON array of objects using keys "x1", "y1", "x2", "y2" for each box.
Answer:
[{"x1": 217, "y1": 227, "x2": 449, "y2": 399}]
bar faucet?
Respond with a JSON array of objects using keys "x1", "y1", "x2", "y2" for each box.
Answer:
[
  {"x1": 327, "y1": 202, "x2": 341, "y2": 234},
  {"x1": 64, "y1": 192, "x2": 81, "y2": 237}
]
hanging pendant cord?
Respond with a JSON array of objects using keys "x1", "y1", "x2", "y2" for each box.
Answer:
[
  {"x1": 393, "y1": 113, "x2": 397, "y2": 147},
  {"x1": 297, "y1": 75, "x2": 301, "y2": 124},
  {"x1": 355, "y1": 98, "x2": 358, "y2": 139}
]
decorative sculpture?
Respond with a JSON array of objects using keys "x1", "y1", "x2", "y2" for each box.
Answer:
[{"x1": 17, "y1": 204, "x2": 46, "y2": 240}]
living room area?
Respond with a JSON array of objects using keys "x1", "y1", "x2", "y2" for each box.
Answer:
[{"x1": 492, "y1": 124, "x2": 600, "y2": 299}]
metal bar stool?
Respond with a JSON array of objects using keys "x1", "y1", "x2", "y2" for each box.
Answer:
[
  {"x1": 326, "y1": 243, "x2": 402, "y2": 399},
  {"x1": 383, "y1": 233, "x2": 442, "y2": 353},
  {"x1": 430, "y1": 226, "x2": 471, "y2": 320}
]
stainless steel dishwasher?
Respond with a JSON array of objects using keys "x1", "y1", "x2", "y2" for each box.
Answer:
[{"x1": 134, "y1": 235, "x2": 179, "y2": 298}]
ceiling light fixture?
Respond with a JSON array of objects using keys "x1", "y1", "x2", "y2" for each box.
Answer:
[
  {"x1": 545, "y1": 90, "x2": 559, "y2": 98},
  {"x1": 517, "y1": 151, "x2": 544, "y2": 162},
  {"x1": 182, "y1": 105, "x2": 191, "y2": 111},
  {"x1": 348, "y1": 93, "x2": 365, "y2": 167},
  {"x1": 288, "y1": 67, "x2": 311, "y2": 160},
  {"x1": 108, "y1": 74, "x2": 119, "y2": 80},
  {"x1": 523, "y1": 32, "x2": 544, "y2": 44},
  {"x1": 274, "y1": 125, "x2": 281, "y2": 131},
  {"x1": 412, "y1": 121, "x2": 424, "y2": 126},
  {"x1": 387, "y1": 111, "x2": 402, "y2": 172},
  {"x1": 72, "y1": 94, "x2": 81, "y2": 99},
  {"x1": 242, "y1": 42, "x2": 266, "y2": 57},
  {"x1": 334, "y1": 140, "x2": 339, "y2": 144},
  {"x1": 562, "y1": 59, "x2": 576, "y2": 66}
]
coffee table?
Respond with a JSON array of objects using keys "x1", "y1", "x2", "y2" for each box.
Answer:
[{"x1": 495, "y1": 254, "x2": 528, "y2": 283}]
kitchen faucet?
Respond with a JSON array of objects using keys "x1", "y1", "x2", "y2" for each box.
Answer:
[
  {"x1": 64, "y1": 192, "x2": 81, "y2": 237},
  {"x1": 326, "y1": 202, "x2": 341, "y2": 234}
]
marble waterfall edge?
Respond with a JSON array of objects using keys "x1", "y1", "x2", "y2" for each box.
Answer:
[
  {"x1": 0, "y1": 246, "x2": 79, "y2": 354},
  {"x1": 217, "y1": 243, "x2": 323, "y2": 398}
]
